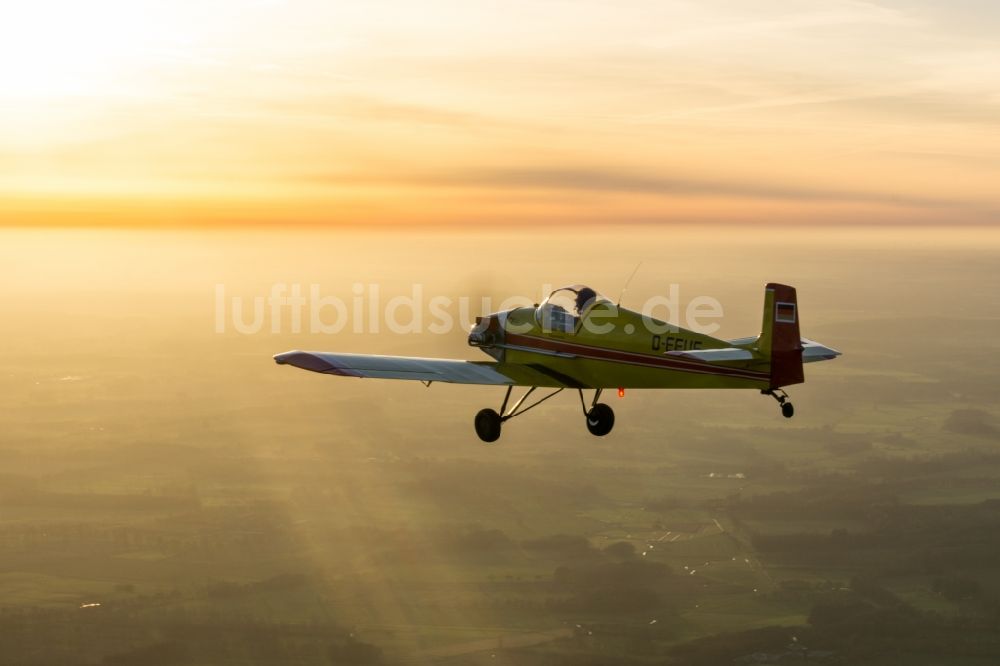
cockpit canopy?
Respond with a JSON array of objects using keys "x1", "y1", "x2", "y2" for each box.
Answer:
[{"x1": 536, "y1": 285, "x2": 607, "y2": 333}]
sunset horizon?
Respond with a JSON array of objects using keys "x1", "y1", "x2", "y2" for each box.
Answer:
[{"x1": 3, "y1": 0, "x2": 998, "y2": 227}]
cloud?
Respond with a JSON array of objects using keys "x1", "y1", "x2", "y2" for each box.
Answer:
[
  {"x1": 880, "y1": 150, "x2": 1000, "y2": 169},
  {"x1": 329, "y1": 166, "x2": 966, "y2": 210},
  {"x1": 638, "y1": 0, "x2": 914, "y2": 51}
]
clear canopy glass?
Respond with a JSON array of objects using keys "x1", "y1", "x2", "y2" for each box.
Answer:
[{"x1": 536, "y1": 285, "x2": 604, "y2": 332}]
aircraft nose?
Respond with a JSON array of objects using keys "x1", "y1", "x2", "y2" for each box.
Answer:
[
  {"x1": 467, "y1": 329, "x2": 492, "y2": 346},
  {"x1": 468, "y1": 315, "x2": 501, "y2": 347}
]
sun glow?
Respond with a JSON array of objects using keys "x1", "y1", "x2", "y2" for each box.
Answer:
[
  {"x1": 0, "y1": 1, "x2": 174, "y2": 99},
  {"x1": 1, "y1": 0, "x2": 998, "y2": 227}
]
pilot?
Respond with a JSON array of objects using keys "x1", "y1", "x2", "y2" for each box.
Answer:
[{"x1": 574, "y1": 287, "x2": 597, "y2": 314}]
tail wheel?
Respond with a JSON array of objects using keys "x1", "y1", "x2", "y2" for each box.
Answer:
[
  {"x1": 474, "y1": 408, "x2": 502, "y2": 443},
  {"x1": 586, "y1": 403, "x2": 615, "y2": 436},
  {"x1": 763, "y1": 388, "x2": 794, "y2": 419}
]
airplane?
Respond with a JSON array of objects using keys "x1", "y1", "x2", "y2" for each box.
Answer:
[{"x1": 274, "y1": 282, "x2": 841, "y2": 442}]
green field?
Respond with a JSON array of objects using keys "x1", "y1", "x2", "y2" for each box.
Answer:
[{"x1": 1, "y1": 227, "x2": 999, "y2": 664}]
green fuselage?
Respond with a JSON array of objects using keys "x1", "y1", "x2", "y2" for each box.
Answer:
[{"x1": 476, "y1": 300, "x2": 771, "y2": 390}]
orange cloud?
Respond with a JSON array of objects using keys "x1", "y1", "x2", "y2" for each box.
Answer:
[{"x1": 2, "y1": 0, "x2": 998, "y2": 227}]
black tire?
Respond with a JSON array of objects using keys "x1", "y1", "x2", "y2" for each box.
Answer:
[
  {"x1": 781, "y1": 402, "x2": 795, "y2": 419},
  {"x1": 586, "y1": 403, "x2": 615, "y2": 436},
  {"x1": 474, "y1": 408, "x2": 502, "y2": 442}
]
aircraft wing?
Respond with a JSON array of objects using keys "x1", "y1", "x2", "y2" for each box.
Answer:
[{"x1": 274, "y1": 350, "x2": 515, "y2": 385}]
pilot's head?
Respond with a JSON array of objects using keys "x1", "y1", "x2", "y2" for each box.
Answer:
[{"x1": 575, "y1": 287, "x2": 597, "y2": 313}]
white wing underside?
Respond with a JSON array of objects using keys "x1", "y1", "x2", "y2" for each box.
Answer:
[{"x1": 274, "y1": 350, "x2": 514, "y2": 385}]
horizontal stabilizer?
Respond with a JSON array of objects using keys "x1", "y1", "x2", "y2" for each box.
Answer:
[
  {"x1": 665, "y1": 348, "x2": 755, "y2": 362},
  {"x1": 801, "y1": 338, "x2": 842, "y2": 363},
  {"x1": 727, "y1": 337, "x2": 841, "y2": 364}
]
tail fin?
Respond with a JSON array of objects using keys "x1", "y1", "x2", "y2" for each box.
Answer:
[{"x1": 757, "y1": 283, "x2": 804, "y2": 388}]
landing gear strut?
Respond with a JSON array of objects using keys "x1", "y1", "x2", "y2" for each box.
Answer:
[
  {"x1": 473, "y1": 386, "x2": 565, "y2": 443},
  {"x1": 763, "y1": 388, "x2": 795, "y2": 419},
  {"x1": 473, "y1": 386, "x2": 615, "y2": 442}
]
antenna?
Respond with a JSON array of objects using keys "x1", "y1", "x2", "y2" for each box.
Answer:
[{"x1": 617, "y1": 261, "x2": 643, "y2": 307}]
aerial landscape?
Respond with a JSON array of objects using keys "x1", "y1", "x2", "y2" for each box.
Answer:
[{"x1": 2, "y1": 1, "x2": 999, "y2": 665}]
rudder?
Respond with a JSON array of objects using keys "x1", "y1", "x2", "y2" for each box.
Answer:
[{"x1": 757, "y1": 283, "x2": 804, "y2": 388}]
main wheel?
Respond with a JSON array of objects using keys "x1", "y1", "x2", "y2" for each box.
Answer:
[
  {"x1": 474, "y1": 408, "x2": 502, "y2": 442},
  {"x1": 586, "y1": 403, "x2": 615, "y2": 436},
  {"x1": 781, "y1": 402, "x2": 795, "y2": 419}
]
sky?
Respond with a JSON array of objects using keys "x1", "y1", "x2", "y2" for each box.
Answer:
[{"x1": 1, "y1": 0, "x2": 998, "y2": 226}]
